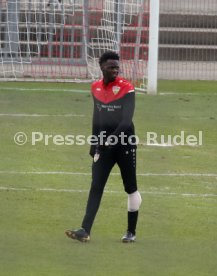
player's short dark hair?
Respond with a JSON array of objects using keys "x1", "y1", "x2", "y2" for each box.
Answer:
[{"x1": 99, "y1": 51, "x2": 119, "y2": 66}]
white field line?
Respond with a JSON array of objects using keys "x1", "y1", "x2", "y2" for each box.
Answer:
[
  {"x1": 1, "y1": 87, "x2": 140, "y2": 94},
  {"x1": 0, "y1": 87, "x2": 90, "y2": 93},
  {"x1": 0, "y1": 186, "x2": 216, "y2": 198},
  {"x1": 2, "y1": 87, "x2": 217, "y2": 96},
  {"x1": 0, "y1": 113, "x2": 85, "y2": 117},
  {"x1": 159, "y1": 92, "x2": 217, "y2": 96},
  {"x1": 0, "y1": 171, "x2": 217, "y2": 177}
]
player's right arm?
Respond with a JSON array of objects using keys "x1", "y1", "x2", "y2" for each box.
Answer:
[{"x1": 89, "y1": 91, "x2": 100, "y2": 157}]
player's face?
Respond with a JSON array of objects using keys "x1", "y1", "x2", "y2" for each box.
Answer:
[{"x1": 101, "y1": 59, "x2": 120, "y2": 83}]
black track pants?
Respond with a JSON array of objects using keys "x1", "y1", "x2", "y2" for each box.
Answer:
[{"x1": 82, "y1": 145, "x2": 137, "y2": 234}]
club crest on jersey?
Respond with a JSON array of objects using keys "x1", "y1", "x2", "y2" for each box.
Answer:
[
  {"x1": 96, "y1": 103, "x2": 102, "y2": 111},
  {"x1": 112, "y1": 86, "x2": 120, "y2": 95}
]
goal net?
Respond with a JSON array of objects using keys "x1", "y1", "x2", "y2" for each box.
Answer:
[{"x1": 0, "y1": 0, "x2": 150, "y2": 91}]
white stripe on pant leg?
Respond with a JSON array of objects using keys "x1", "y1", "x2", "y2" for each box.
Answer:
[{"x1": 128, "y1": 191, "x2": 142, "y2": 212}]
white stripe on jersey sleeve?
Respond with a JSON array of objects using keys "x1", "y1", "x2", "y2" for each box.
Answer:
[{"x1": 128, "y1": 90, "x2": 135, "y2": 93}]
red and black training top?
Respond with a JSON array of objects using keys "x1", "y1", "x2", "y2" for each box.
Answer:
[{"x1": 90, "y1": 76, "x2": 135, "y2": 155}]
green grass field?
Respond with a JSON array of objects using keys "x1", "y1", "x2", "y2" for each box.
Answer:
[{"x1": 0, "y1": 80, "x2": 217, "y2": 276}]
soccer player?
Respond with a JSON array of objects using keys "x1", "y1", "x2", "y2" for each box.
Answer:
[{"x1": 65, "y1": 51, "x2": 142, "y2": 243}]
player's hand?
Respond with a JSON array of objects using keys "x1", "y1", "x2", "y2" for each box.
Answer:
[{"x1": 93, "y1": 152, "x2": 100, "y2": 162}]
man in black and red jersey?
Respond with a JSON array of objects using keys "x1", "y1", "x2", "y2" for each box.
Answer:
[{"x1": 66, "y1": 51, "x2": 142, "y2": 243}]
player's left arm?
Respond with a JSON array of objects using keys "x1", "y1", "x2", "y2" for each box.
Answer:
[{"x1": 110, "y1": 91, "x2": 135, "y2": 137}]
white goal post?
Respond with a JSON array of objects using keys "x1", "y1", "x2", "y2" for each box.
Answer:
[
  {"x1": 0, "y1": 0, "x2": 159, "y2": 94},
  {"x1": 147, "y1": 0, "x2": 159, "y2": 94}
]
